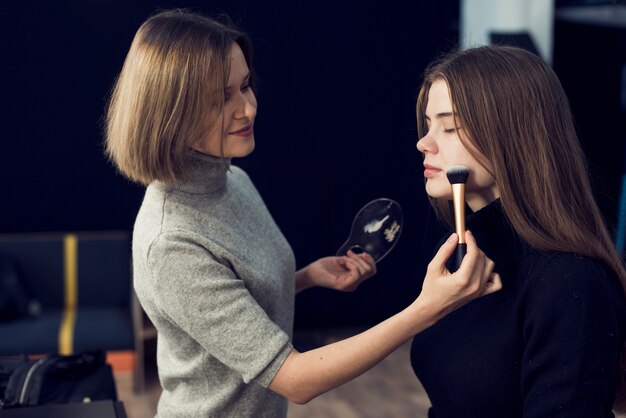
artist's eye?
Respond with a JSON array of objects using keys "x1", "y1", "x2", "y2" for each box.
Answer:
[{"x1": 444, "y1": 128, "x2": 456, "y2": 133}]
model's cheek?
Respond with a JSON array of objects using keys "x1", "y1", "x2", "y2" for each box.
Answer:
[
  {"x1": 473, "y1": 170, "x2": 496, "y2": 187},
  {"x1": 463, "y1": 172, "x2": 495, "y2": 197}
]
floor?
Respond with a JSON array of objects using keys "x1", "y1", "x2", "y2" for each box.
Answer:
[
  {"x1": 114, "y1": 327, "x2": 431, "y2": 418},
  {"x1": 114, "y1": 327, "x2": 626, "y2": 418}
]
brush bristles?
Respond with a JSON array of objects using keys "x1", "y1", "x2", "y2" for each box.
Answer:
[{"x1": 446, "y1": 165, "x2": 469, "y2": 184}]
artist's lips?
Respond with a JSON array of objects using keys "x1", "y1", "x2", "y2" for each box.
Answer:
[
  {"x1": 229, "y1": 123, "x2": 254, "y2": 137},
  {"x1": 423, "y1": 163, "x2": 441, "y2": 178}
]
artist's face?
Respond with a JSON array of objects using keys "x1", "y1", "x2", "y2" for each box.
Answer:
[
  {"x1": 195, "y1": 43, "x2": 257, "y2": 158},
  {"x1": 416, "y1": 79, "x2": 499, "y2": 211}
]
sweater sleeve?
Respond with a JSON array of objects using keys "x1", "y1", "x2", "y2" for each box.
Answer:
[
  {"x1": 146, "y1": 230, "x2": 293, "y2": 387},
  {"x1": 520, "y1": 255, "x2": 623, "y2": 417}
]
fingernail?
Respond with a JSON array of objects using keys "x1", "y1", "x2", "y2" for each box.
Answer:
[
  {"x1": 447, "y1": 233, "x2": 457, "y2": 243},
  {"x1": 350, "y1": 245, "x2": 364, "y2": 254}
]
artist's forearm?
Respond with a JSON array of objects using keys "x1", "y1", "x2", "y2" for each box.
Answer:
[{"x1": 270, "y1": 301, "x2": 438, "y2": 404}]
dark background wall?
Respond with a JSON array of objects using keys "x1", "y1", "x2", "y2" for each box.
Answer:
[
  {"x1": 1, "y1": 1, "x2": 624, "y2": 330},
  {"x1": 552, "y1": 6, "x2": 626, "y2": 228}
]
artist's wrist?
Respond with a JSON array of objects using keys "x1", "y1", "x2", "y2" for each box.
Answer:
[
  {"x1": 408, "y1": 298, "x2": 442, "y2": 333},
  {"x1": 295, "y1": 266, "x2": 315, "y2": 292}
]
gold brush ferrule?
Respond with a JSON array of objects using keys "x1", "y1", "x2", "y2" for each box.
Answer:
[{"x1": 451, "y1": 183, "x2": 466, "y2": 244}]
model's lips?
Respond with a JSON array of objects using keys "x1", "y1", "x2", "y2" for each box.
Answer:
[
  {"x1": 423, "y1": 163, "x2": 442, "y2": 178},
  {"x1": 229, "y1": 123, "x2": 254, "y2": 136}
]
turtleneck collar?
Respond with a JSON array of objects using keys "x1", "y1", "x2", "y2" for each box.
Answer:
[
  {"x1": 156, "y1": 151, "x2": 231, "y2": 195},
  {"x1": 466, "y1": 199, "x2": 527, "y2": 263}
]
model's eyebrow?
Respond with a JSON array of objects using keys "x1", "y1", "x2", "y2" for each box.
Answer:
[{"x1": 424, "y1": 112, "x2": 454, "y2": 121}]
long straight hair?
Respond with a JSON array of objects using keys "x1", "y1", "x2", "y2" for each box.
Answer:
[{"x1": 416, "y1": 45, "x2": 626, "y2": 412}]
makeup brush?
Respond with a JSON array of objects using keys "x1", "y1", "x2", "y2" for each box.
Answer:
[{"x1": 445, "y1": 165, "x2": 469, "y2": 272}]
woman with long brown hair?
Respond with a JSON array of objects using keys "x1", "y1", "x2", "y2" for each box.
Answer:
[
  {"x1": 411, "y1": 44, "x2": 626, "y2": 417},
  {"x1": 105, "y1": 9, "x2": 501, "y2": 417}
]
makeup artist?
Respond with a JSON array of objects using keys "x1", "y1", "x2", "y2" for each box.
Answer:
[
  {"x1": 411, "y1": 44, "x2": 626, "y2": 417},
  {"x1": 104, "y1": 9, "x2": 501, "y2": 418}
]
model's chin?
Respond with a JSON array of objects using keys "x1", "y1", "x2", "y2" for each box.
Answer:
[{"x1": 424, "y1": 180, "x2": 452, "y2": 200}]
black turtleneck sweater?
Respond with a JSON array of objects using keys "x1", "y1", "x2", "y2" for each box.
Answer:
[{"x1": 411, "y1": 200, "x2": 626, "y2": 418}]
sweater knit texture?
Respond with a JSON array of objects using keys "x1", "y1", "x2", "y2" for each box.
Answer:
[
  {"x1": 411, "y1": 199, "x2": 626, "y2": 417},
  {"x1": 133, "y1": 151, "x2": 295, "y2": 418}
]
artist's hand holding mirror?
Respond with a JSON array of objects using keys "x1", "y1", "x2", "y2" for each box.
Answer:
[{"x1": 337, "y1": 198, "x2": 404, "y2": 263}]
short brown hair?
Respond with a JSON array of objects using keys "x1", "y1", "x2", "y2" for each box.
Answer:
[{"x1": 105, "y1": 9, "x2": 252, "y2": 185}]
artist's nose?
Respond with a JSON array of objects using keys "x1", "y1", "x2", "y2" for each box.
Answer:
[{"x1": 234, "y1": 90, "x2": 257, "y2": 121}]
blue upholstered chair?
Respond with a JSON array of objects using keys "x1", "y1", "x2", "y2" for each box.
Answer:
[{"x1": 0, "y1": 232, "x2": 144, "y2": 389}]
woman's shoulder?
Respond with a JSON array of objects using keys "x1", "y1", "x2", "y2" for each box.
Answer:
[
  {"x1": 229, "y1": 165, "x2": 250, "y2": 181},
  {"x1": 228, "y1": 165, "x2": 267, "y2": 201},
  {"x1": 538, "y1": 251, "x2": 609, "y2": 275},
  {"x1": 522, "y1": 251, "x2": 624, "y2": 309},
  {"x1": 228, "y1": 165, "x2": 258, "y2": 190},
  {"x1": 535, "y1": 252, "x2": 612, "y2": 281}
]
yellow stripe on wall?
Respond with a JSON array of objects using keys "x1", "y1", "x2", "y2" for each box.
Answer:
[{"x1": 59, "y1": 234, "x2": 78, "y2": 355}]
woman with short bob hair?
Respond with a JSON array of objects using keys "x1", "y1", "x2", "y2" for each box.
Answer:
[
  {"x1": 106, "y1": 9, "x2": 501, "y2": 418},
  {"x1": 106, "y1": 10, "x2": 251, "y2": 185},
  {"x1": 411, "y1": 45, "x2": 626, "y2": 417}
]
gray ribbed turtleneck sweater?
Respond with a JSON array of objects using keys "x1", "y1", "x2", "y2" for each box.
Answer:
[{"x1": 132, "y1": 151, "x2": 295, "y2": 418}]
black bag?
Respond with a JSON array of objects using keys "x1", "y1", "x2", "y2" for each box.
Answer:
[{"x1": 0, "y1": 351, "x2": 117, "y2": 409}]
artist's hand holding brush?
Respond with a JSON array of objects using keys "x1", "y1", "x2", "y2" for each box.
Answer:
[{"x1": 415, "y1": 229, "x2": 501, "y2": 322}]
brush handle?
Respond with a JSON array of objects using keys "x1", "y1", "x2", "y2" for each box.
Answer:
[{"x1": 446, "y1": 243, "x2": 467, "y2": 273}]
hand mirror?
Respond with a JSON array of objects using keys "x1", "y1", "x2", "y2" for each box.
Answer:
[{"x1": 336, "y1": 198, "x2": 403, "y2": 262}]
